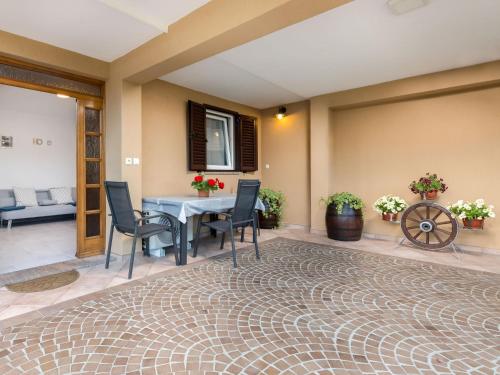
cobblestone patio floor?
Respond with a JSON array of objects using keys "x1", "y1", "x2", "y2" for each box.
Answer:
[{"x1": 0, "y1": 237, "x2": 498, "y2": 374}]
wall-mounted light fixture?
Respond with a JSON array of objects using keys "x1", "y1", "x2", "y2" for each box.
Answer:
[
  {"x1": 56, "y1": 93, "x2": 69, "y2": 99},
  {"x1": 275, "y1": 106, "x2": 287, "y2": 120}
]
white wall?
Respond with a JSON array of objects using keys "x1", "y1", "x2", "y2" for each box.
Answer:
[{"x1": 0, "y1": 85, "x2": 76, "y2": 189}]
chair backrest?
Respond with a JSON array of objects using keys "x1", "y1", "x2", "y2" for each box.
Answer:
[
  {"x1": 104, "y1": 181, "x2": 136, "y2": 234},
  {"x1": 232, "y1": 179, "x2": 261, "y2": 224}
]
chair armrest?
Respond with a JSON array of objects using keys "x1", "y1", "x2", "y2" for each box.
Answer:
[{"x1": 134, "y1": 209, "x2": 145, "y2": 217}]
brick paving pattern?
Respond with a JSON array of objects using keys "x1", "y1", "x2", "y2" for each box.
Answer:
[{"x1": 0, "y1": 238, "x2": 498, "y2": 374}]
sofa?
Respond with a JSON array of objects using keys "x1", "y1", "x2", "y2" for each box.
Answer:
[{"x1": 0, "y1": 188, "x2": 76, "y2": 229}]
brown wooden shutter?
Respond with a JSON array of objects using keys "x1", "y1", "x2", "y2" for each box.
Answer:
[
  {"x1": 187, "y1": 100, "x2": 206, "y2": 171},
  {"x1": 238, "y1": 115, "x2": 258, "y2": 172}
]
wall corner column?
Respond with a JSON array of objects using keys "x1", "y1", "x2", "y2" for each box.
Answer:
[
  {"x1": 105, "y1": 75, "x2": 143, "y2": 256},
  {"x1": 309, "y1": 97, "x2": 331, "y2": 233}
]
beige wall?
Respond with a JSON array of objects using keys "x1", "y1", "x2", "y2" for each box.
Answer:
[
  {"x1": 141, "y1": 80, "x2": 261, "y2": 196},
  {"x1": 0, "y1": 30, "x2": 108, "y2": 80},
  {"x1": 261, "y1": 101, "x2": 310, "y2": 227},
  {"x1": 329, "y1": 86, "x2": 500, "y2": 249}
]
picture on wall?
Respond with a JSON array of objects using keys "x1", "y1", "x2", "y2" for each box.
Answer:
[{"x1": 1, "y1": 136, "x2": 13, "y2": 148}]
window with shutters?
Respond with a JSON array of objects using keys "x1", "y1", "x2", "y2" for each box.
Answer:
[
  {"x1": 206, "y1": 109, "x2": 235, "y2": 170},
  {"x1": 187, "y1": 101, "x2": 257, "y2": 172}
]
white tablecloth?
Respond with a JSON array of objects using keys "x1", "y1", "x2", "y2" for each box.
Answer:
[{"x1": 142, "y1": 194, "x2": 266, "y2": 224}]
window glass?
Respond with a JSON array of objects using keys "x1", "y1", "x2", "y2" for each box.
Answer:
[{"x1": 206, "y1": 110, "x2": 234, "y2": 170}]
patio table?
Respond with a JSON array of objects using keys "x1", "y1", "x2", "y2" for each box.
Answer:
[{"x1": 142, "y1": 194, "x2": 265, "y2": 265}]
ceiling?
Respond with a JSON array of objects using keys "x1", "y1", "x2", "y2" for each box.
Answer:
[
  {"x1": 0, "y1": 0, "x2": 209, "y2": 61},
  {"x1": 161, "y1": 0, "x2": 500, "y2": 109}
]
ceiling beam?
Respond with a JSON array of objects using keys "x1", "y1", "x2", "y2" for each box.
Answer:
[
  {"x1": 0, "y1": 30, "x2": 109, "y2": 80},
  {"x1": 111, "y1": 0, "x2": 352, "y2": 84}
]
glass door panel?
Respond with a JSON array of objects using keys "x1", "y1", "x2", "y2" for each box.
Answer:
[{"x1": 77, "y1": 99, "x2": 105, "y2": 257}]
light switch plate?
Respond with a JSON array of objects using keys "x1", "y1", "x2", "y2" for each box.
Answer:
[
  {"x1": 125, "y1": 157, "x2": 132, "y2": 165},
  {"x1": 133, "y1": 158, "x2": 140, "y2": 165},
  {"x1": 265, "y1": 164, "x2": 270, "y2": 169}
]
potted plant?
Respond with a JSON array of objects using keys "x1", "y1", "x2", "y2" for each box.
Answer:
[
  {"x1": 322, "y1": 192, "x2": 364, "y2": 241},
  {"x1": 258, "y1": 188, "x2": 285, "y2": 229},
  {"x1": 191, "y1": 174, "x2": 224, "y2": 197},
  {"x1": 448, "y1": 199, "x2": 495, "y2": 229},
  {"x1": 373, "y1": 195, "x2": 408, "y2": 222},
  {"x1": 409, "y1": 172, "x2": 448, "y2": 200}
]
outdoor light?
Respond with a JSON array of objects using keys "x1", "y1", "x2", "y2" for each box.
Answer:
[
  {"x1": 56, "y1": 93, "x2": 69, "y2": 99},
  {"x1": 275, "y1": 106, "x2": 287, "y2": 120}
]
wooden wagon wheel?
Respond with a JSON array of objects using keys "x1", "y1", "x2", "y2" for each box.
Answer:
[{"x1": 401, "y1": 202, "x2": 458, "y2": 250}]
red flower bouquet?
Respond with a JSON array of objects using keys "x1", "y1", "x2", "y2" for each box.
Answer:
[{"x1": 191, "y1": 174, "x2": 224, "y2": 197}]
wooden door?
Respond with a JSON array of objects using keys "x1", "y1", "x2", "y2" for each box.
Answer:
[{"x1": 76, "y1": 99, "x2": 105, "y2": 257}]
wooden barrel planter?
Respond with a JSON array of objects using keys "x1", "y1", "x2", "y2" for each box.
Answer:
[
  {"x1": 258, "y1": 212, "x2": 278, "y2": 229},
  {"x1": 325, "y1": 204, "x2": 363, "y2": 241}
]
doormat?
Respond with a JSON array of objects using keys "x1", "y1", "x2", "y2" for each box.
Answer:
[
  {"x1": 6, "y1": 270, "x2": 80, "y2": 293},
  {"x1": 0, "y1": 255, "x2": 114, "y2": 288}
]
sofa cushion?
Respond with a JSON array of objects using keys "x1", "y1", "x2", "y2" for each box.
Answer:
[
  {"x1": 0, "y1": 205, "x2": 25, "y2": 212},
  {"x1": 39, "y1": 199, "x2": 57, "y2": 206},
  {"x1": 13, "y1": 187, "x2": 38, "y2": 207},
  {"x1": 0, "y1": 204, "x2": 76, "y2": 220},
  {"x1": 50, "y1": 187, "x2": 74, "y2": 204}
]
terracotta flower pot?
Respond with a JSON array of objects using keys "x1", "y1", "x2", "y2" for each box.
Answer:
[
  {"x1": 420, "y1": 190, "x2": 438, "y2": 200},
  {"x1": 382, "y1": 212, "x2": 399, "y2": 222},
  {"x1": 198, "y1": 190, "x2": 209, "y2": 198},
  {"x1": 462, "y1": 218, "x2": 484, "y2": 229}
]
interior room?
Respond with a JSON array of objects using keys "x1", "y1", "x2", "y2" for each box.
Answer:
[
  {"x1": 0, "y1": 0, "x2": 499, "y2": 373},
  {"x1": 0, "y1": 85, "x2": 77, "y2": 273}
]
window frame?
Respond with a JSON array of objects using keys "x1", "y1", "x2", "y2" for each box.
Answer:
[{"x1": 205, "y1": 109, "x2": 235, "y2": 171}]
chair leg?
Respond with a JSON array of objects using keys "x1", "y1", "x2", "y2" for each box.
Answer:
[
  {"x1": 229, "y1": 227, "x2": 237, "y2": 268},
  {"x1": 253, "y1": 219, "x2": 260, "y2": 260},
  {"x1": 192, "y1": 217, "x2": 202, "y2": 258},
  {"x1": 220, "y1": 232, "x2": 225, "y2": 250},
  {"x1": 240, "y1": 227, "x2": 245, "y2": 242},
  {"x1": 128, "y1": 235, "x2": 138, "y2": 279},
  {"x1": 172, "y1": 229, "x2": 179, "y2": 265},
  {"x1": 256, "y1": 211, "x2": 261, "y2": 236},
  {"x1": 105, "y1": 224, "x2": 114, "y2": 269}
]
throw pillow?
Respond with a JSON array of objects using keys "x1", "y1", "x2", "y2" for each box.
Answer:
[
  {"x1": 50, "y1": 187, "x2": 74, "y2": 204},
  {"x1": 13, "y1": 187, "x2": 38, "y2": 207}
]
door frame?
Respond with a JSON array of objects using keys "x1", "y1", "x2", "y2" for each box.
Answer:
[
  {"x1": 0, "y1": 56, "x2": 106, "y2": 257},
  {"x1": 76, "y1": 99, "x2": 106, "y2": 257}
]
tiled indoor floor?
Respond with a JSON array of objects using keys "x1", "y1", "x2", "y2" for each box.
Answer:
[
  {"x1": 0, "y1": 235, "x2": 499, "y2": 374},
  {"x1": 0, "y1": 221, "x2": 76, "y2": 274}
]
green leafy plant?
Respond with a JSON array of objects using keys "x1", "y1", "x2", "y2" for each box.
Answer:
[
  {"x1": 321, "y1": 192, "x2": 364, "y2": 215},
  {"x1": 448, "y1": 199, "x2": 495, "y2": 220},
  {"x1": 409, "y1": 172, "x2": 447, "y2": 194},
  {"x1": 259, "y1": 188, "x2": 285, "y2": 226}
]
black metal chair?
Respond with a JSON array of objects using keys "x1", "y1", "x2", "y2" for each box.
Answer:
[
  {"x1": 104, "y1": 181, "x2": 178, "y2": 279},
  {"x1": 193, "y1": 179, "x2": 261, "y2": 268}
]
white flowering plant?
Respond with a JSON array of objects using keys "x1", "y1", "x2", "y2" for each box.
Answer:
[
  {"x1": 447, "y1": 199, "x2": 496, "y2": 220},
  {"x1": 373, "y1": 195, "x2": 408, "y2": 215}
]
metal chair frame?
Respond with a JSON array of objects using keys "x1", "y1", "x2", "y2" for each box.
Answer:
[
  {"x1": 192, "y1": 180, "x2": 261, "y2": 267},
  {"x1": 104, "y1": 181, "x2": 178, "y2": 279}
]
